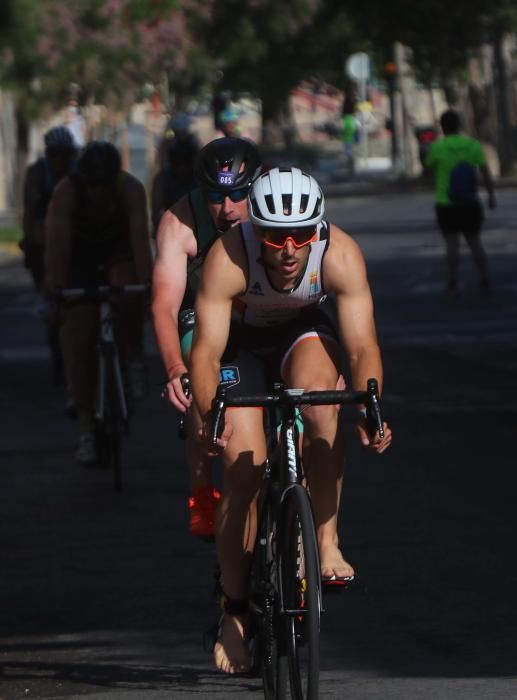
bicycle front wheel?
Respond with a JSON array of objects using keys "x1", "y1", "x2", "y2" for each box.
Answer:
[
  {"x1": 280, "y1": 484, "x2": 321, "y2": 700},
  {"x1": 96, "y1": 349, "x2": 123, "y2": 491},
  {"x1": 250, "y1": 497, "x2": 288, "y2": 700}
]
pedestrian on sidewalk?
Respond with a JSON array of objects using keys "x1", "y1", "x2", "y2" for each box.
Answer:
[
  {"x1": 342, "y1": 94, "x2": 360, "y2": 176},
  {"x1": 426, "y1": 108, "x2": 496, "y2": 296}
]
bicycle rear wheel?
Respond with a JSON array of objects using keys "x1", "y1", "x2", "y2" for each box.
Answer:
[{"x1": 280, "y1": 484, "x2": 321, "y2": 700}]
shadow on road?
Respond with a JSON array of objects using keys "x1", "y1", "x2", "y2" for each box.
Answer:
[{"x1": 1, "y1": 246, "x2": 517, "y2": 697}]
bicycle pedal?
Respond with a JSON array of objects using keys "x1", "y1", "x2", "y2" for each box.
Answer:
[
  {"x1": 322, "y1": 575, "x2": 367, "y2": 594},
  {"x1": 322, "y1": 576, "x2": 353, "y2": 589}
]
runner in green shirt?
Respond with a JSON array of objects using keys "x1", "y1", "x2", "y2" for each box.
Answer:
[{"x1": 426, "y1": 109, "x2": 495, "y2": 295}]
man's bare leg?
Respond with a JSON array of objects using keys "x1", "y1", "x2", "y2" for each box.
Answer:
[
  {"x1": 284, "y1": 338, "x2": 353, "y2": 579},
  {"x1": 186, "y1": 403, "x2": 214, "y2": 489},
  {"x1": 60, "y1": 304, "x2": 97, "y2": 432},
  {"x1": 214, "y1": 407, "x2": 266, "y2": 673},
  {"x1": 464, "y1": 232, "x2": 489, "y2": 286},
  {"x1": 444, "y1": 233, "x2": 460, "y2": 291}
]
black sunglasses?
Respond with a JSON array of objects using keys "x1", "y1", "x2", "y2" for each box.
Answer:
[{"x1": 206, "y1": 187, "x2": 249, "y2": 204}]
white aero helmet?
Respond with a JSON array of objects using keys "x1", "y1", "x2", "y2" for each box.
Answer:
[{"x1": 249, "y1": 167, "x2": 325, "y2": 228}]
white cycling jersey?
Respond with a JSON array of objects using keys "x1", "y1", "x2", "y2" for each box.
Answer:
[{"x1": 232, "y1": 220, "x2": 330, "y2": 327}]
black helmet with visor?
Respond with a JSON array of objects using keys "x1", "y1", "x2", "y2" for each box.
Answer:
[{"x1": 196, "y1": 137, "x2": 261, "y2": 203}]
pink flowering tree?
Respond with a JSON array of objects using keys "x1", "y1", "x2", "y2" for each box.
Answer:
[
  {"x1": 36, "y1": 0, "x2": 209, "y2": 108},
  {"x1": 0, "y1": 0, "x2": 212, "y2": 195}
]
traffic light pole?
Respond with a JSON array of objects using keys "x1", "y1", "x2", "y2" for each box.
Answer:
[{"x1": 384, "y1": 55, "x2": 399, "y2": 170}]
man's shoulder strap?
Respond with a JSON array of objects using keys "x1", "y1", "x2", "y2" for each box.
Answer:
[{"x1": 188, "y1": 187, "x2": 217, "y2": 250}]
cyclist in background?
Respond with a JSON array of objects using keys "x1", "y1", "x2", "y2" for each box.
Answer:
[
  {"x1": 156, "y1": 112, "x2": 200, "y2": 169},
  {"x1": 151, "y1": 134, "x2": 199, "y2": 235},
  {"x1": 22, "y1": 126, "x2": 78, "y2": 392},
  {"x1": 218, "y1": 108, "x2": 242, "y2": 138},
  {"x1": 45, "y1": 141, "x2": 153, "y2": 465},
  {"x1": 21, "y1": 126, "x2": 78, "y2": 293},
  {"x1": 190, "y1": 167, "x2": 392, "y2": 673},
  {"x1": 152, "y1": 137, "x2": 262, "y2": 539},
  {"x1": 211, "y1": 92, "x2": 230, "y2": 133}
]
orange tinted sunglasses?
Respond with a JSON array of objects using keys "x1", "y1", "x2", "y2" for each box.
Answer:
[{"x1": 259, "y1": 226, "x2": 317, "y2": 249}]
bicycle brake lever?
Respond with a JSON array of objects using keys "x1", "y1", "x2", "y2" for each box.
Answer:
[
  {"x1": 210, "y1": 385, "x2": 227, "y2": 446},
  {"x1": 177, "y1": 373, "x2": 191, "y2": 440},
  {"x1": 180, "y1": 373, "x2": 191, "y2": 399},
  {"x1": 366, "y1": 378, "x2": 384, "y2": 439}
]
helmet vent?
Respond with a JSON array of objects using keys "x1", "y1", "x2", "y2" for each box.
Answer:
[
  {"x1": 282, "y1": 194, "x2": 292, "y2": 215},
  {"x1": 309, "y1": 196, "x2": 322, "y2": 220},
  {"x1": 265, "y1": 194, "x2": 275, "y2": 214},
  {"x1": 300, "y1": 194, "x2": 309, "y2": 214}
]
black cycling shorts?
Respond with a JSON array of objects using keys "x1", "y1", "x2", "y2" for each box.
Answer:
[
  {"x1": 435, "y1": 202, "x2": 484, "y2": 237},
  {"x1": 219, "y1": 307, "x2": 339, "y2": 396},
  {"x1": 179, "y1": 306, "x2": 338, "y2": 394}
]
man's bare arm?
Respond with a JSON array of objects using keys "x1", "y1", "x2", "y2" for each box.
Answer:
[
  {"x1": 324, "y1": 225, "x2": 383, "y2": 394},
  {"x1": 151, "y1": 198, "x2": 201, "y2": 411},
  {"x1": 191, "y1": 232, "x2": 247, "y2": 424},
  {"x1": 479, "y1": 163, "x2": 496, "y2": 209},
  {"x1": 324, "y1": 225, "x2": 391, "y2": 451}
]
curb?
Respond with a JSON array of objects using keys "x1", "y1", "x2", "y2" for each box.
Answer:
[{"x1": 322, "y1": 175, "x2": 517, "y2": 199}]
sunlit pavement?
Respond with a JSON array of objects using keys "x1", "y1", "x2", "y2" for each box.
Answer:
[{"x1": 1, "y1": 189, "x2": 517, "y2": 698}]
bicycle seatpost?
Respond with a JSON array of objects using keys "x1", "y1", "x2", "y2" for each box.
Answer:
[{"x1": 367, "y1": 378, "x2": 384, "y2": 439}]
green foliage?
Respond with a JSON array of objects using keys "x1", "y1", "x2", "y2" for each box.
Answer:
[
  {"x1": 2, "y1": 0, "x2": 517, "y2": 131},
  {"x1": 197, "y1": 0, "x2": 333, "y2": 118},
  {"x1": 0, "y1": 225, "x2": 22, "y2": 243}
]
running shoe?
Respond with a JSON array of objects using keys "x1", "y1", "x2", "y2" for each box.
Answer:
[
  {"x1": 189, "y1": 485, "x2": 221, "y2": 539},
  {"x1": 75, "y1": 431, "x2": 97, "y2": 466}
]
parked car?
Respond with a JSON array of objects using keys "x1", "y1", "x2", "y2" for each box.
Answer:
[{"x1": 414, "y1": 125, "x2": 439, "y2": 173}]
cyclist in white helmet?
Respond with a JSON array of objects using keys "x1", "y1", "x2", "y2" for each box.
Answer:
[{"x1": 191, "y1": 167, "x2": 392, "y2": 673}]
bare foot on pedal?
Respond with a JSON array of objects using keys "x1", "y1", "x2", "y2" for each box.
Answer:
[
  {"x1": 214, "y1": 613, "x2": 252, "y2": 674},
  {"x1": 320, "y1": 543, "x2": 355, "y2": 580}
]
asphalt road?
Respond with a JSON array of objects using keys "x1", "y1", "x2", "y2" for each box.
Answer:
[{"x1": 1, "y1": 189, "x2": 517, "y2": 699}]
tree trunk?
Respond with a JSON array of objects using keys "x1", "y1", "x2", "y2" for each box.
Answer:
[{"x1": 493, "y1": 26, "x2": 512, "y2": 174}]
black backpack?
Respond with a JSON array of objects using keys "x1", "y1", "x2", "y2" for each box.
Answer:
[{"x1": 448, "y1": 161, "x2": 479, "y2": 205}]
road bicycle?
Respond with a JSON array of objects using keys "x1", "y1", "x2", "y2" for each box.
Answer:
[
  {"x1": 210, "y1": 378, "x2": 384, "y2": 700},
  {"x1": 58, "y1": 279, "x2": 148, "y2": 491}
]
